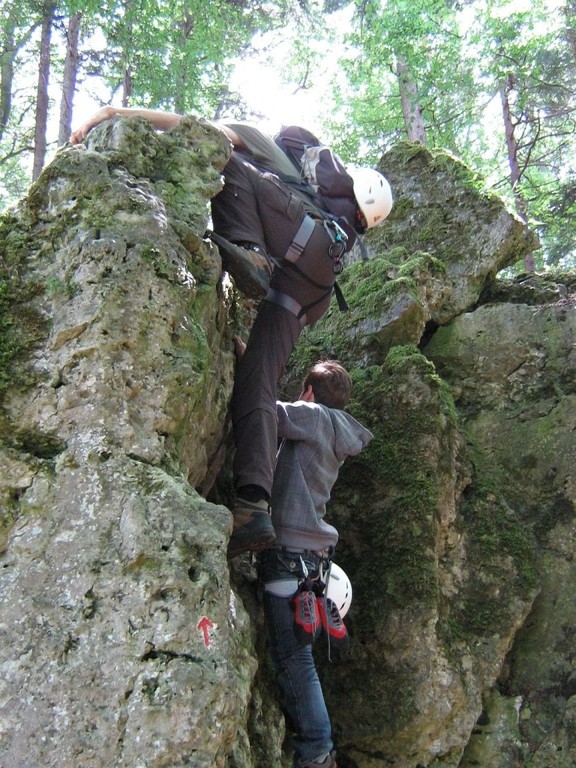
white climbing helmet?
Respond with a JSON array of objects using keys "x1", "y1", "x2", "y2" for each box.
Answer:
[
  {"x1": 325, "y1": 562, "x2": 353, "y2": 618},
  {"x1": 348, "y1": 167, "x2": 393, "y2": 229}
]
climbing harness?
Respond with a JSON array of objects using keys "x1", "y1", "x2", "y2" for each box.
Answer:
[{"x1": 264, "y1": 212, "x2": 350, "y2": 325}]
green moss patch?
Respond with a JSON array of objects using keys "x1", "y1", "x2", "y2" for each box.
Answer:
[
  {"x1": 337, "y1": 347, "x2": 459, "y2": 609},
  {"x1": 0, "y1": 216, "x2": 48, "y2": 401},
  {"x1": 441, "y1": 487, "x2": 538, "y2": 647}
]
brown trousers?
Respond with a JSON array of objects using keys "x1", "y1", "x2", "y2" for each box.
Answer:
[{"x1": 213, "y1": 152, "x2": 337, "y2": 496}]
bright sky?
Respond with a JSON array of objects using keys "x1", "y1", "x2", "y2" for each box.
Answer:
[
  {"x1": 224, "y1": 8, "x2": 352, "y2": 137},
  {"x1": 227, "y1": 61, "x2": 340, "y2": 138}
]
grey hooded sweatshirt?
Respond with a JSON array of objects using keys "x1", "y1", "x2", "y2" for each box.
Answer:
[{"x1": 271, "y1": 399, "x2": 373, "y2": 552}]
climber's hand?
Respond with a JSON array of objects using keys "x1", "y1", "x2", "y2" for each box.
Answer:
[{"x1": 70, "y1": 106, "x2": 117, "y2": 145}]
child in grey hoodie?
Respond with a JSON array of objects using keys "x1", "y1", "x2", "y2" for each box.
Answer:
[{"x1": 257, "y1": 360, "x2": 373, "y2": 768}]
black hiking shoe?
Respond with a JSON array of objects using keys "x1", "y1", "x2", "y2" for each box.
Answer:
[
  {"x1": 227, "y1": 498, "x2": 276, "y2": 558},
  {"x1": 207, "y1": 231, "x2": 272, "y2": 298}
]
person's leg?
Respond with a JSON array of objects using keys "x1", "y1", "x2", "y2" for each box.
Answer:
[
  {"x1": 263, "y1": 590, "x2": 334, "y2": 766},
  {"x1": 210, "y1": 152, "x2": 273, "y2": 297},
  {"x1": 208, "y1": 231, "x2": 271, "y2": 298},
  {"x1": 211, "y1": 152, "x2": 267, "y2": 248},
  {"x1": 227, "y1": 300, "x2": 301, "y2": 557},
  {"x1": 232, "y1": 300, "x2": 301, "y2": 498}
]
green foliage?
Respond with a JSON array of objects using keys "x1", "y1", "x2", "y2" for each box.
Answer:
[
  {"x1": 529, "y1": 174, "x2": 576, "y2": 268},
  {"x1": 325, "y1": 0, "x2": 576, "y2": 268},
  {"x1": 329, "y1": 0, "x2": 476, "y2": 162},
  {"x1": 0, "y1": 153, "x2": 32, "y2": 209},
  {"x1": 2, "y1": 0, "x2": 576, "y2": 267},
  {"x1": 464, "y1": 0, "x2": 576, "y2": 264},
  {"x1": 92, "y1": 0, "x2": 273, "y2": 115},
  {"x1": 0, "y1": 0, "x2": 307, "y2": 211},
  {"x1": 45, "y1": 275, "x2": 79, "y2": 298}
]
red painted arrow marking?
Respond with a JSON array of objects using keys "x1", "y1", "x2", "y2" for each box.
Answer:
[{"x1": 196, "y1": 616, "x2": 214, "y2": 647}]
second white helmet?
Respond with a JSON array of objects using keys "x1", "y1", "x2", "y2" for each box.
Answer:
[{"x1": 349, "y1": 167, "x2": 393, "y2": 229}]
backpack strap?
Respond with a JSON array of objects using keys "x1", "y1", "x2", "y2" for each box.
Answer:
[
  {"x1": 285, "y1": 215, "x2": 316, "y2": 263},
  {"x1": 356, "y1": 235, "x2": 369, "y2": 261},
  {"x1": 284, "y1": 213, "x2": 348, "y2": 272},
  {"x1": 269, "y1": 213, "x2": 350, "y2": 318},
  {"x1": 333, "y1": 281, "x2": 349, "y2": 312}
]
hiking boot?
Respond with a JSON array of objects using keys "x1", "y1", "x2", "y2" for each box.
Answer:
[
  {"x1": 316, "y1": 596, "x2": 350, "y2": 650},
  {"x1": 297, "y1": 751, "x2": 338, "y2": 768},
  {"x1": 291, "y1": 586, "x2": 322, "y2": 645},
  {"x1": 227, "y1": 498, "x2": 276, "y2": 558},
  {"x1": 207, "y1": 231, "x2": 272, "y2": 298}
]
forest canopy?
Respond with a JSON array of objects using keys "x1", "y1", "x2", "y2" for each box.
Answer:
[{"x1": 1, "y1": 0, "x2": 574, "y2": 270}]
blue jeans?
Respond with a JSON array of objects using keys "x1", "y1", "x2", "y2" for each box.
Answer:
[{"x1": 258, "y1": 549, "x2": 333, "y2": 766}]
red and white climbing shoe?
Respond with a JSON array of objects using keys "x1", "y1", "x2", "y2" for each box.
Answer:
[
  {"x1": 291, "y1": 586, "x2": 322, "y2": 645},
  {"x1": 316, "y1": 596, "x2": 349, "y2": 651}
]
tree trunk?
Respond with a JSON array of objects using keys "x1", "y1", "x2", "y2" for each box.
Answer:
[
  {"x1": 500, "y1": 76, "x2": 535, "y2": 272},
  {"x1": 33, "y1": 4, "x2": 55, "y2": 182},
  {"x1": 174, "y1": 12, "x2": 195, "y2": 115},
  {"x1": 397, "y1": 54, "x2": 427, "y2": 145},
  {"x1": 563, "y1": 0, "x2": 576, "y2": 62},
  {"x1": 500, "y1": 77, "x2": 521, "y2": 189},
  {"x1": 1, "y1": 4, "x2": 40, "y2": 145},
  {"x1": 0, "y1": 9, "x2": 17, "y2": 143},
  {"x1": 122, "y1": 66, "x2": 133, "y2": 107},
  {"x1": 58, "y1": 12, "x2": 82, "y2": 147}
]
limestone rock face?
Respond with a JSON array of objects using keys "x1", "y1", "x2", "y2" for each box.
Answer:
[
  {"x1": 287, "y1": 146, "x2": 572, "y2": 766},
  {"x1": 0, "y1": 116, "x2": 265, "y2": 768},
  {"x1": 425, "y1": 279, "x2": 576, "y2": 768},
  {"x1": 0, "y1": 120, "x2": 574, "y2": 768},
  {"x1": 375, "y1": 142, "x2": 539, "y2": 324}
]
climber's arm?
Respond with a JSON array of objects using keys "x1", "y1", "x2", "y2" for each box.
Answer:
[
  {"x1": 70, "y1": 106, "x2": 183, "y2": 145},
  {"x1": 70, "y1": 106, "x2": 243, "y2": 150},
  {"x1": 216, "y1": 124, "x2": 243, "y2": 148}
]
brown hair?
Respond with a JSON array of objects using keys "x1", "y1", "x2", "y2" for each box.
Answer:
[{"x1": 303, "y1": 360, "x2": 352, "y2": 409}]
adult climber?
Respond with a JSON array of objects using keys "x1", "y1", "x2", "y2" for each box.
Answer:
[{"x1": 70, "y1": 106, "x2": 393, "y2": 557}]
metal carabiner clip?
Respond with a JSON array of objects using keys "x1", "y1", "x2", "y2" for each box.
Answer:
[
  {"x1": 323, "y1": 219, "x2": 348, "y2": 245},
  {"x1": 329, "y1": 240, "x2": 346, "y2": 260}
]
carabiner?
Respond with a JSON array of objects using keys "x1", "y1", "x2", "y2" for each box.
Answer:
[
  {"x1": 329, "y1": 240, "x2": 346, "y2": 260},
  {"x1": 332, "y1": 258, "x2": 344, "y2": 275}
]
